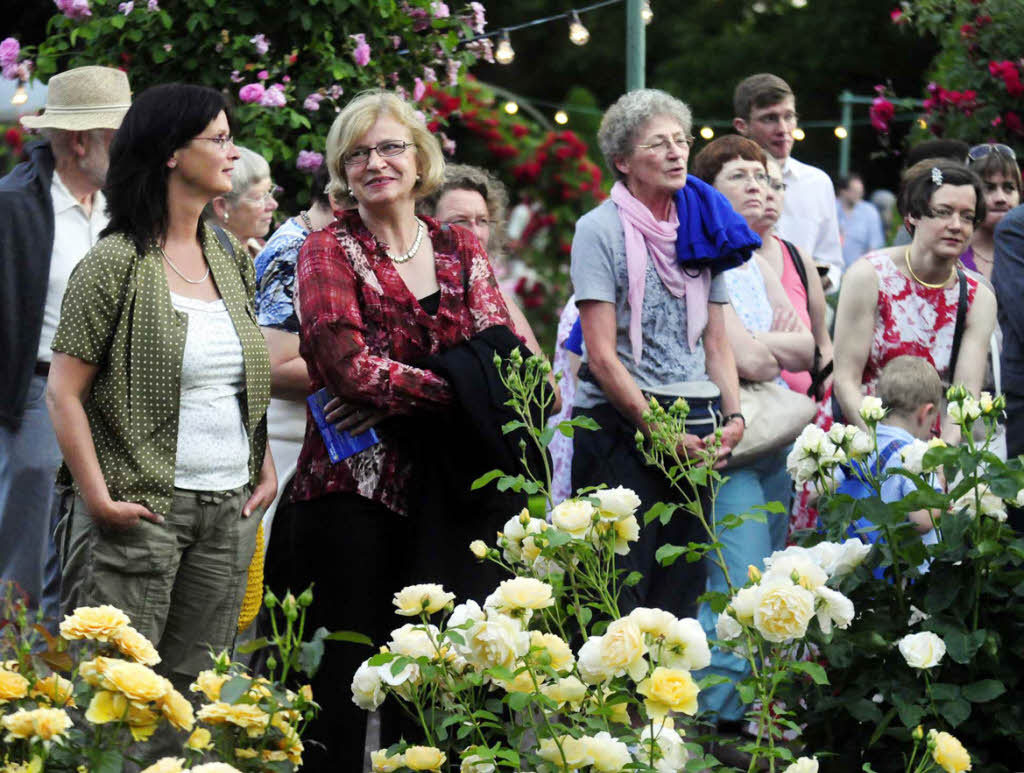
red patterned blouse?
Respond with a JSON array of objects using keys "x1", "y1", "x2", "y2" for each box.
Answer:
[{"x1": 289, "y1": 209, "x2": 514, "y2": 516}]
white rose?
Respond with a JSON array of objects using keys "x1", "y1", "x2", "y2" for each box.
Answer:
[
  {"x1": 1016, "y1": 488, "x2": 1024, "y2": 508},
  {"x1": 897, "y1": 631, "x2": 946, "y2": 669},
  {"x1": 859, "y1": 395, "x2": 885, "y2": 423},
  {"x1": 463, "y1": 614, "x2": 529, "y2": 671},
  {"x1": 715, "y1": 612, "x2": 743, "y2": 642},
  {"x1": 639, "y1": 722, "x2": 688, "y2": 773},
  {"x1": 599, "y1": 617, "x2": 649, "y2": 681},
  {"x1": 489, "y1": 578, "x2": 555, "y2": 614},
  {"x1": 530, "y1": 631, "x2": 575, "y2": 671},
  {"x1": 979, "y1": 391, "x2": 995, "y2": 414},
  {"x1": 753, "y1": 579, "x2": 816, "y2": 643},
  {"x1": 730, "y1": 585, "x2": 761, "y2": 625},
  {"x1": 537, "y1": 736, "x2": 593, "y2": 770},
  {"x1": 540, "y1": 675, "x2": 588, "y2": 708},
  {"x1": 660, "y1": 618, "x2": 711, "y2": 670},
  {"x1": 551, "y1": 499, "x2": 596, "y2": 539},
  {"x1": 387, "y1": 624, "x2": 438, "y2": 660},
  {"x1": 351, "y1": 661, "x2": 385, "y2": 710},
  {"x1": 460, "y1": 753, "x2": 496, "y2": 773},
  {"x1": 812, "y1": 539, "x2": 871, "y2": 578},
  {"x1": 628, "y1": 607, "x2": 678, "y2": 638},
  {"x1": 899, "y1": 439, "x2": 931, "y2": 475},
  {"x1": 499, "y1": 510, "x2": 544, "y2": 562},
  {"x1": 813, "y1": 586, "x2": 855, "y2": 635},
  {"x1": 392, "y1": 584, "x2": 455, "y2": 617},
  {"x1": 612, "y1": 515, "x2": 641, "y2": 555},
  {"x1": 448, "y1": 600, "x2": 484, "y2": 632},
  {"x1": 783, "y1": 758, "x2": 819, "y2": 773},
  {"x1": 954, "y1": 485, "x2": 1008, "y2": 522},
  {"x1": 592, "y1": 487, "x2": 642, "y2": 521},
  {"x1": 795, "y1": 424, "x2": 829, "y2": 455},
  {"x1": 583, "y1": 731, "x2": 631, "y2": 772},
  {"x1": 827, "y1": 423, "x2": 849, "y2": 445},
  {"x1": 469, "y1": 540, "x2": 488, "y2": 559},
  {"x1": 577, "y1": 636, "x2": 612, "y2": 684},
  {"x1": 763, "y1": 553, "x2": 827, "y2": 591},
  {"x1": 845, "y1": 428, "x2": 874, "y2": 459}
]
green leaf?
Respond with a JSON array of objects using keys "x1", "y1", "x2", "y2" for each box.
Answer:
[
  {"x1": 110, "y1": 13, "x2": 127, "y2": 29},
  {"x1": 928, "y1": 683, "x2": 959, "y2": 702},
  {"x1": 962, "y1": 679, "x2": 1006, "y2": 703},
  {"x1": 501, "y1": 419, "x2": 528, "y2": 435},
  {"x1": 90, "y1": 749, "x2": 124, "y2": 773},
  {"x1": 697, "y1": 674, "x2": 733, "y2": 690},
  {"x1": 507, "y1": 691, "x2": 532, "y2": 711},
  {"x1": 655, "y1": 543, "x2": 686, "y2": 566},
  {"x1": 789, "y1": 660, "x2": 829, "y2": 685},
  {"x1": 624, "y1": 571, "x2": 643, "y2": 587},
  {"x1": 324, "y1": 630, "x2": 373, "y2": 645},
  {"x1": 471, "y1": 469, "x2": 504, "y2": 491},
  {"x1": 644, "y1": 501, "x2": 672, "y2": 526},
  {"x1": 938, "y1": 697, "x2": 971, "y2": 727},
  {"x1": 298, "y1": 636, "x2": 326, "y2": 677},
  {"x1": 219, "y1": 675, "x2": 253, "y2": 704},
  {"x1": 848, "y1": 698, "x2": 883, "y2": 723},
  {"x1": 943, "y1": 628, "x2": 986, "y2": 664},
  {"x1": 236, "y1": 636, "x2": 269, "y2": 654}
]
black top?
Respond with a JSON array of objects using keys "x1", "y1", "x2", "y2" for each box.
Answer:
[{"x1": 418, "y1": 289, "x2": 441, "y2": 316}]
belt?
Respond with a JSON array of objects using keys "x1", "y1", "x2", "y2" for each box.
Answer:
[{"x1": 34, "y1": 361, "x2": 50, "y2": 378}]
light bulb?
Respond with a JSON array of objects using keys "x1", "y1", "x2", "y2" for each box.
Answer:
[
  {"x1": 699, "y1": 126, "x2": 714, "y2": 140},
  {"x1": 568, "y1": 11, "x2": 590, "y2": 45},
  {"x1": 792, "y1": 128, "x2": 806, "y2": 141},
  {"x1": 834, "y1": 126, "x2": 848, "y2": 139},
  {"x1": 495, "y1": 30, "x2": 515, "y2": 65},
  {"x1": 504, "y1": 101, "x2": 519, "y2": 115},
  {"x1": 554, "y1": 110, "x2": 569, "y2": 125},
  {"x1": 11, "y1": 83, "x2": 28, "y2": 106},
  {"x1": 642, "y1": 0, "x2": 653, "y2": 24}
]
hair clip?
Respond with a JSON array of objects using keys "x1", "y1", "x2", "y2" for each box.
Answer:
[{"x1": 931, "y1": 166, "x2": 943, "y2": 187}]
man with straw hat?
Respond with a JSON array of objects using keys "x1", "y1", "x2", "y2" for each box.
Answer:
[{"x1": 0, "y1": 65, "x2": 130, "y2": 626}]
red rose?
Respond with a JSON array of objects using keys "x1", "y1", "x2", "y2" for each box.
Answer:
[
  {"x1": 960, "y1": 23, "x2": 975, "y2": 39},
  {"x1": 890, "y1": 8, "x2": 904, "y2": 23},
  {"x1": 427, "y1": 120, "x2": 440, "y2": 132},
  {"x1": 5, "y1": 127, "x2": 23, "y2": 148},
  {"x1": 511, "y1": 123, "x2": 528, "y2": 138},
  {"x1": 1005, "y1": 111, "x2": 1024, "y2": 135},
  {"x1": 869, "y1": 97, "x2": 895, "y2": 132}
]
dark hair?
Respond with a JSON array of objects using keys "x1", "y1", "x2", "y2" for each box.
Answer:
[
  {"x1": 897, "y1": 159, "x2": 986, "y2": 235},
  {"x1": 733, "y1": 73, "x2": 794, "y2": 120},
  {"x1": 102, "y1": 83, "x2": 230, "y2": 253},
  {"x1": 690, "y1": 135, "x2": 767, "y2": 184},
  {"x1": 969, "y1": 150, "x2": 1022, "y2": 195},
  {"x1": 310, "y1": 163, "x2": 331, "y2": 209},
  {"x1": 903, "y1": 139, "x2": 969, "y2": 169},
  {"x1": 837, "y1": 173, "x2": 863, "y2": 193}
]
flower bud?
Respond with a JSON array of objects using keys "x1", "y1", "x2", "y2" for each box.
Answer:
[
  {"x1": 299, "y1": 684, "x2": 314, "y2": 703},
  {"x1": 266, "y1": 654, "x2": 278, "y2": 672},
  {"x1": 214, "y1": 650, "x2": 232, "y2": 671},
  {"x1": 912, "y1": 725, "x2": 924, "y2": 741},
  {"x1": 492, "y1": 352, "x2": 502, "y2": 368},
  {"x1": 634, "y1": 430, "x2": 645, "y2": 447},
  {"x1": 469, "y1": 540, "x2": 488, "y2": 559},
  {"x1": 282, "y1": 593, "x2": 299, "y2": 621},
  {"x1": 264, "y1": 588, "x2": 278, "y2": 609},
  {"x1": 539, "y1": 359, "x2": 552, "y2": 374},
  {"x1": 747, "y1": 565, "x2": 762, "y2": 583},
  {"x1": 297, "y1": 587, "x2": 314, "y2": 608},
  {"x1": 518, "y1": 508, "x2": 530, "y2": 525},
  {"x1": 946, "y1": 383, "x2": 968, "y2": 403}
]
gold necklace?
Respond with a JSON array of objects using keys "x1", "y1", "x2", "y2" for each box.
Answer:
[{"x1": 904, "y1": 247, "x2": 955, "y2": 289}]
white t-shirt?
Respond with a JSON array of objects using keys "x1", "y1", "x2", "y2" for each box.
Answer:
[
  {"x1": 776, "y1": 156, "x2": 844, "y2": 289},
  {"x1": 39, "y1": 172, "x2": 108, "y2": 361},
  {"x1": 170, "y1": 291, "x2": 250, "y2": 490}
]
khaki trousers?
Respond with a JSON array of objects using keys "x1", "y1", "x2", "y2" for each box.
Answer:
[{"x1": 58, "y1": 485, "x2": 258, "y2": 680}]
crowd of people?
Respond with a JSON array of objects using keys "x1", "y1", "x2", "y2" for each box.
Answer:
[{"x1": 1, "y1": 63, "x2": 1022, "y2": 768}]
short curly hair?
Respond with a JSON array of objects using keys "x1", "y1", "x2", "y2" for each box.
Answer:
[
  {"x1": 597, "y1": 89, "x2": 692, "y2": 183},
  {"x1": 325, "y1": 89, "x2": 445, "y2": 207},
  {"x1": 418, "y1": 163, "x2": 509, "y2": 256},
  {"x1": 898, "y1": 159, "x2": 986, "y2": 236}
]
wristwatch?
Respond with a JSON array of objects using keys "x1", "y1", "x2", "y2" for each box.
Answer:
[{"x1": 723, "y1": 412, "x2": 746, "y2": 426}]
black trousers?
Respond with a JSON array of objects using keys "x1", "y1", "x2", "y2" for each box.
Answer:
[
  {"x1": 265, "y1": 493, "x2": 413, "y2": 772},
  {"x1": 571, "y1": 403, "x2": 709, "y2": 619},
  {"x1": 1006, "y1": 391, "x2": 1024, "y2": 534}
]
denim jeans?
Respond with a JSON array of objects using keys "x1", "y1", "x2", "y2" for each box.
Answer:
[
  {"x1": 697, "y1": 444, "x2": 793, "y2": 722},
  {"x1": 0, "y1": 374, "x2": 63, "y2": 626}
]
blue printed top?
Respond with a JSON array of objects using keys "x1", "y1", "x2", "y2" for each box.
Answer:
[{"x1": 254, "y1": 217, "x2": 310, "y2": 333}]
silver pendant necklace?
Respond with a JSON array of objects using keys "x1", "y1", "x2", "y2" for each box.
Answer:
[
  {"x1": 161, "y1": 246, "x2": 211, "y2": 284},
  {"x1": 388, "y1": 218, "x2": 425, "y2": 264}
]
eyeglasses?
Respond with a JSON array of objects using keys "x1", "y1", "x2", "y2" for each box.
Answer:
[
  {"x1": 753, "y1": 111, "x2": 799, "y2": 126},
  {"x1": 636, "y1": 135, "x2": 694, "y2": 153},
  {"x1": 343, "y1": 140, "x2": 416, "y2": 166},
  {"x1": 968, "y1": 143, "x2": 1016, "y2": 162},
  {"x1": 240, "y1": 184, "x2": 282, "y2": 206},
  {"x1": 723, "y1": 169, "x2": 769, "y2": 187},
  {"x1": 926, "y1": 205, "x2": 976, "y2": 224},
  {"x1": 194, "y1": 134, "x2": 235, "y2": 149},
  {"x1": 767, "y1": 178, "x2": 787, "y2": 192},
  {"x1": 445, "y1": 217, "x2": 490, "y2": 229}
]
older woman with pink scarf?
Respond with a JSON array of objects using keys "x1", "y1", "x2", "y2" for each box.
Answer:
[{"x1": 569, "y1": 89, "x2": 743, "y2": 619}]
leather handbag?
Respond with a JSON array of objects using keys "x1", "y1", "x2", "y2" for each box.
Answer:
[{"x1": 729, "y1": 380, "x2": 818, "y2": 466}]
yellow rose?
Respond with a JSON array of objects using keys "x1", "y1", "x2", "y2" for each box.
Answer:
[
  {"x1": 186, "y1": 727, "x2": 213, "y2": 751},
  {"x1": 8, "y1": 707, "x2": 73, "y2": 741},
  {"x1": 929, "y1": 730, "x2": 972, "y2": 773},
  {"x1": 140, "y1": 758, "x2": 186, "y2": 773},
  {"x1": 753, "y1": 580, "x2": 816, "y2": 643},
  {"x1": 628, "y1": 607, "x2": 677, "y2": 638},
  {"x1": 79, "y1": 656, "x2": 117, "y2": 690},
  {"x1": 530, "y1": 631, "x2": 574, "y2": 671},
  {"x1": 370, "y1": 749, "x2": 405, "y2": 772},
  {"x1": 30, "y1": 674, "x2": 76, "y2": 707},
  {"x1": 0, "y1": 668, "x2": 29, "y2": 702},
  {"x1": 611, "y1": 515, "x2": 640, "y2": 555},
  {"x1": 592, "y1": 486, "x2": 641, "y2": 521},
  {"x1": 499, "y1": 670, "x2": 539, "y2": 694},
  {"x1": 541, "y1": 676, "x2": 588, "y2": 708},
  {"x1": 392, "y1": 584, "x2": 456, "y2": 617},
  {"x1": 537, "y1": 736, "x2": 594, "y2": 770},
  {"x1": 190, "y1": 669, "x2": 229, "y2": 701},
  {"x1": 637, "y1": 666, "x2": 699, "y2": 718},
  {"x1": 404, "y1": 745, "x2": 446, "y2": 771},
  {"x1": 234, "y1": 749, "x2": 259, "y2": 759},
  {"x1": 1, "y1": 708, "x2": 37, "y2": 739},
  {"x1": 196, "y1": 701, "x2": 270, "y2": 737},
  {"x1": 551, "y1": 499, "x2": 596, "y2": 539},
  {"x1": 191, "y1": 764, "x2": 246, "y2": 773},
  {"x1": 85, "y1": 690, "x2": 128, "y2": 724},
  {"x1": 102, "y1": 660, "x2": 169, "y2": 704},
  {"x1": 110, "y1": 625, "x2": 161, "y2": 666},
  {"x1": 470, "y1": 540, "x2": 488, "y2": 559},
  {"x1": 582, "y1": 731, "x2": 632, "y2": 772},
  {"x1": 492, "y1": 577, "x2": 555, "y2": 613},
  {"x1": 59, "y1": 605, "x2": 130, "y2": 642},
  {"x1": 157, "y1": 688, "x2": 195, "y2": 732},
  {"x1": 599, "y1": 617, "x2": 649, "y2": 681}
]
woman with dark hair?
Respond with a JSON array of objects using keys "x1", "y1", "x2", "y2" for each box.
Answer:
[
  {"x1": 834, "y1": 159, "x2": 997, "y2": 442},
  {"x1": 964, "y1": 143, "x2": 1021, "y2": 282},
  {"x1": 46, "y1": 83, "x2": 275, "y2": 686}
]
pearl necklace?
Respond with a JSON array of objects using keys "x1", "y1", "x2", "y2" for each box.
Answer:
[
  {"x1": 388, "y1": 218, "x2": 425, "y2": 264},
  {"x1": 904, "y1": 247, "x2": 955, "y2": 289},
  {"x1": 161, "y1": 247, "x2": 210, "y2": 285}
]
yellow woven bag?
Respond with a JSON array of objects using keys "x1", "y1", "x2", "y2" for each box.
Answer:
[{"x1": 237, "y1": 521, "x2": 265, "y2": 632}]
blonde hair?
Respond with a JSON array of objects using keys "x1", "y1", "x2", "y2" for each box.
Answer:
[
  {"x1": 325, "y1": 89, "x2": 445, "y2": 207},
  {"x1": 877, "y1": 356, "x2": 943, "y2": 418}
]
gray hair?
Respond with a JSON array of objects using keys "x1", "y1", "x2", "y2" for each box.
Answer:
[
  {"x1": 202, "y1": 145, "x2": 270, "y2": 220},
  {"x1": 418, "y1": 163, "x2": 509, "y2": 257},
  {"x1": 597, "y1": 89, "x2": 693, "y2": 183},
  {"x1": 40, "y1": 127, "x2": 109, "y2": 159}
]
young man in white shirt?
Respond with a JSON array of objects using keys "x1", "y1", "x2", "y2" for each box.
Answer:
[
  {"x1": 0, "y1": 66, "x2": 130, "y2": 626},
  {"x1": 733, "y1": 73, "x2": 844, "y2": 291}
]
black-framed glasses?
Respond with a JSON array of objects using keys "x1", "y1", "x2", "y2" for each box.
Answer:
[
  {"x1": 968, "y1": 143, "x2": 1016, "y2": 162},
  {"x1": 343, "y1": 140, "x2": 416, "y2": 166},
  {"x1": 194, "y1": 134, "x2": 235, "y2": 149}
]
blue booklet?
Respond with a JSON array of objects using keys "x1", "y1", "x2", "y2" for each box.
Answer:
[{"x1": 306, "y1": 388, "x2": 380, "y2": 463}]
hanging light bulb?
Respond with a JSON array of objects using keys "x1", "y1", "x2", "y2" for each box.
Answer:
[
  {"x1": 504, "y1": 101, "x2": 519, "y2": 115},
  {"x1": 554, "y1": 110, "x2": 569, "y2": 125},
  {"x1": 834, "y1": 126, "x2": 848, "y2": 139},
  {"x1": 495, "y1": 30, "x2": 515, "y2": 65},
  {"x1": 11, "y1": 82, "x2": 28, "y2": 106},
  {"x1": 568, "y1": 10, "x2": 590, "y2": 45},
  {"x1": 641, "y1": 0, "x2": 654, "y2": 24},
  {"x1": 792, "y1": 128, "x2": 806, "y2": 141},
  {"x1": 699, "y1": 126, "x2": 714, "y2": 140}
]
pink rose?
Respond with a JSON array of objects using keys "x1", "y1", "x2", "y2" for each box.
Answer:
[
  {"x1": 238, "y1": 83, "x2": 265, "y2": 104},
  {"x1": 431, "y1": 1, "x2": 450, "y2": 18},
  {"x1": 469, "y1": 1, "x2": 486, "y2": 33},
  {"x1": 296, "y1": 150, "x2": 324, "y2": 172},
  {"x1": 0, "y1": 38, "x2": 19, "y2": 68},
  {"x1": 259, "y1": 84, "x2": 287, "y2": 107},
  {"x1": 350, "y1": 34, "x2": 371, "y2": 67},
  {"x1": 422, "y1": 66, "x2": 437, "y2": 83},
  {"x1": 257, "y1": 70, "x2": 269, "y2": 80},
  {"x1": 55, "y1": 0, "x2": 92, "y2": 20},
  {"x1": 250, "y1": 34, "x2": 270, "y2": 55},
  {"x1": 303, "y1": 93, "x2": 324, "y2": 111},
  {"x1": 413, "y1": 77, "x2": 426, "y2": 102},
  {"x1": 147, "y1": 0, "x2": 159, "y2": 9},
  {"x1": 118, "y1": 2, "x2": 133, "y2": 14}
]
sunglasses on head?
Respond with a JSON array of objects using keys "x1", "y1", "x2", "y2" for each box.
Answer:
[{"x1": 968, "y1": 143, "x2": 1016, "y2": 162}]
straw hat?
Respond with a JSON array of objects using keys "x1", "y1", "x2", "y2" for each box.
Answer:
[{"x1": 20, "y1": 66, "x2": 131, "y2": 131}]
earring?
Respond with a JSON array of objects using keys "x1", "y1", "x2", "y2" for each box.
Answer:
[
  {"x1": 223, "y1": 212, "x2": 230, "y2": 223},
  {"x1": 416, "y1": 174, "x2": 422, "y2": 183},
  {"x1": 168, "y1": 159, "x2": 177, "y2": 168}
]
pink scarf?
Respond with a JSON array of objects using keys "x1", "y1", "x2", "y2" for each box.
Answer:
[{"x1": 611, "y1": 181, "x2": 711, "y2": 363}]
